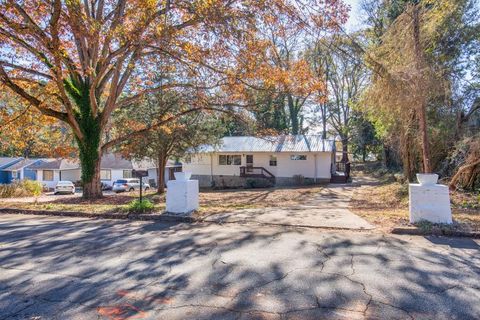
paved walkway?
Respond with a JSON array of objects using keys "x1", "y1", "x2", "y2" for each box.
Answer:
[
  {"x1": 204, "y1": 184, "x2": 374, "y2": 230},
  {"x1": 1, "y1": 214, "x2": 479, "y2": 319}
]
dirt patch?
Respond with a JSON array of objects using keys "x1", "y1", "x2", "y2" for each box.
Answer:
[
  {"x1": 196, "y1": 186, "x2": 323, "y2": 216},
  {"x1": 1, "y1": 186, "x2": 323, "y2": 217}
]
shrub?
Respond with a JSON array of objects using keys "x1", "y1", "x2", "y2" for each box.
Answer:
[
  {"x1": 0, "y1": 180, "x2": 43, "y2": 198},
  {"x1": 127, "y1": 199, "x2": 154, "y2": 213},
  {"x1": 22, "y1": 180, "x2": 42, "y2": 197}
]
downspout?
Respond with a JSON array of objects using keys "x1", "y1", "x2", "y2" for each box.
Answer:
[
  {"x1": 314, "y1": 154, "x2": 317, "y2": 183},
  {"x1": 210, "y1": 153, "x2": 214, "y2": 184}
]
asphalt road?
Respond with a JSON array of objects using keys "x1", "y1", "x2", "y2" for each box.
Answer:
[{"x1": 0, "y1": 214, "x2": 479, "y2": 320}]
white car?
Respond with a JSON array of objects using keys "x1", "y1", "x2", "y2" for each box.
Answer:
[
  {"x1": 112, "y1": 178, "x2": 150, "y2": 193},
  {"x1": 54, "y1": 181, "x2": 76, "y2": 195}
]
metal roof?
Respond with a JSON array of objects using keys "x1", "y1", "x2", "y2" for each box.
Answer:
[{"x1": 196, "y1": 135, "x2": 335, "y2": 153}]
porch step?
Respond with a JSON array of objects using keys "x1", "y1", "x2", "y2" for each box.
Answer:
[{"x1": 330, "y1": 175, "x2": 349, "y2": 183}]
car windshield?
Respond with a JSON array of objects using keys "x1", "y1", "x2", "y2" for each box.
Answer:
[
  {"x1": 116, "y1": 180, "x2": 127, "y2": 184},
  {"x1": 57, "y1": 181, "x2": 73, "y2": 185}
]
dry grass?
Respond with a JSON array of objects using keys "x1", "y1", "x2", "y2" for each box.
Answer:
[
  {"x1": 2, "y1": 190, "x2": 165, "y2": 215},
  {"x1": 2, "y1": 186, "x2": 323, "y2": 217},
  {"x1": 351, "y1": 175, "x2": 480, "y2": 232},
  {"x1": 196, "y1": 186, "x2": 323, "y2": 216}
]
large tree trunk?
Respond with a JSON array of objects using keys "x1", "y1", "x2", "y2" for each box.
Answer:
[
  {"x1": 413, "y1": 4, "x2": 432, "y2": 174},
  {"x1": 79, "y1": 147, "x2": 103, "y2": 199},
  {"x1": 157, "y1": 151, "x2": 167, "y2": 194},
  {"x1": 76, "y1": 109, "x2": 103, "y2": 199}
]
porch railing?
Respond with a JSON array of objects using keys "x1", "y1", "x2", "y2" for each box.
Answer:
[{"x1": 240, "y1": 166, "x2": 275, "y2": 180}]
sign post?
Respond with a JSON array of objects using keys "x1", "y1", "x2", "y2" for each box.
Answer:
[{"x1": 132, "y1": 170, "x2": 148, "y2": 203}]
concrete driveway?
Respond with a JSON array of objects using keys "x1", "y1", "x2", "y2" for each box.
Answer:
[
  {"x1": 204, "y1": 184, "x2": 374, "y2": 230},
  {"x1": 0, "y1": 214, "x2": 479, "y2": 319}
]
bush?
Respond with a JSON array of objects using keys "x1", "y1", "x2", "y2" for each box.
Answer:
[
  {"x1": 0, "y1": 180, "x2": 43, "y2": 198},
  {"x1": 127, "y1": 199, "x2": 154, "y2": 213}
]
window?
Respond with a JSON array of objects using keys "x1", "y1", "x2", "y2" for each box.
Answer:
[
  {"x1": 219, "y1": 155, "x2": 241, "y2": 165},
  {"x1": 269, "y1": 155, "x2": 277, "y2": 166},
  {"x1": 290, "y1": 155, "x2": 307, "y2": 160},
  {"x1": 123, "y1": 170, "x2": 132, "y2": 178},
  {"x1": 43, "y1": 170, "x2": 54, "y2": 181},
  {"x1": 100, "y1": 169, "x2": 111, "y2": 180}
]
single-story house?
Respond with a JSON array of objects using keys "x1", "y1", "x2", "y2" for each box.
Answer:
[
  {"x1": 0, "y1": 157, "x2": 23, "y2": 184},
  {"x1": 1, "y1": 158, "x2": 46, "y2": 182},
  {"x1": 28, "y1": 153, "x2": 135, "y2": 189},
  {"x1": 0, "y1": 157, "x2": 47, "y2": 184},
  {"x1": 183, "y1": 135, "x2": 337, "y2": 188},
  {"x1": 132, "y1": 159, "x2": 183, "y2": 187}
]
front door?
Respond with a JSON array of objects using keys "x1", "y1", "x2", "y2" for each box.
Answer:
[{"x1": 246, "y1": 155, "x2": 254, "y2": 172}]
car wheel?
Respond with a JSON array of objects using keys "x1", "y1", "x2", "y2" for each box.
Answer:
[
  {"x1": 54, "y1": 192, "x2": 58, "y2": 195},
  {"x1": 129, "y1": 188, "x2": 134, "y2": 192},
  {"x1": 145, "y1": 187, "x2": 149, "y2": 191}
]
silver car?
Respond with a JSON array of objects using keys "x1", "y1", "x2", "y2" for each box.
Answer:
[
  {"x1": 112, "y1": 178, "x2": 150, "y2": 193},
  {"x1": 54, "y1": 181, "x2": 76, "y2": 195}
]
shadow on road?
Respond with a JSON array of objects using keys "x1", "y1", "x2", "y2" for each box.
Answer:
[{"x1": 0, "y1": 215, "x2": 479, "y2": 319}]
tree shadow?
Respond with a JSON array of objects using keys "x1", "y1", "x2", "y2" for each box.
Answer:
[{"x1": 0, "y1": 215, "x2": 479, "y2": 319}]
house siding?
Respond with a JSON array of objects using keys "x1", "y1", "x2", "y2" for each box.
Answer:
[{"x1": 184, "y1": 151, "x2": 333, "y2": 188}]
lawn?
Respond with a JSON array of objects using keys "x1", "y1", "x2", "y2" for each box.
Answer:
[
  {"x1": 350, "y1": 172, "x2": 480, "y2": 232},
  {"x1": 1, "y1": 186, "x2": 324, "y2": 217}
]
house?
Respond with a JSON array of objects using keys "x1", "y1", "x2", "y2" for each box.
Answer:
[
  {"x1": 28, "y1": 153, "x2": 134, "y2": 189},
  {"x1": 132, "y1": 159, "x2": 182, "y2": 187},
  {"x1": 0, "y1": 157, "x2": 24, "y2": 184},
  {"x1": 183, "y1": 135, "x2": 339, "y2": 188},
  {"x1": 1, "y1": 158, "x2": 46, "y2": 183}
]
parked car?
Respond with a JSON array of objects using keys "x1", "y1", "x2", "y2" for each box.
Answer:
[
  {"x1": 112, "y1": 179, "x2": 150, "y2": 193},
  {"x1": 54, "y1": 181, "x2": 75, "y2": 195},
  {"x1": 101, "y1": 182, "x2": 112, "y2": 191}
]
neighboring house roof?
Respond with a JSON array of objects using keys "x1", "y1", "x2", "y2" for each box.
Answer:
[
  {"x1": 27, "y1": 158, "x2": 77, "y2": 170},
  {"x1": 132, "y1": 159, "x2": 182, "y2": 170},
  {"x1": 100, "y1": 153, "x2": 133, "y2": 170},
  {"x1": 27, "y1": 153, "x2": 133, "y2": 171},
  {"x1": 195, "y1": 135, "x2": 335, "y2": 153},
  {"x1": 2, "y1": 159, "x2": 43, "y2": 171},
  {"x1": 0, "y1": 157, "x2": 23, "y2": 169}
]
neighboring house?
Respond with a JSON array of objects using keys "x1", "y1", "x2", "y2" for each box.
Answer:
[
  {"x1": 183, "y1": 135, "x2": 338, "y2": 188},
  {"x1": 1, "y1": 158, "x2": 46, "y2": 183},
  {"x1": 28, "y1": 153, "x2": 135, "y2": 189},
  {"x1": 0, "y1": 157, "x2": 24, "y2": 184},
  {"x1": 132, "y1": 159, "x2": 182, "y2": 187}
]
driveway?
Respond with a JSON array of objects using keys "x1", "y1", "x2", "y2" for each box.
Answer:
[
  {"x1": 0, "y1": 214, "x2": 479, "y2": 319},
  {"x1": 204, "y1": 184, "x2": 374, "y2": 230}
]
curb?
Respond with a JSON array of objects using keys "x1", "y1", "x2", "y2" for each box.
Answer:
[
  {"x1": 0, "y1": 208, "x2": 198, "y2": 223},
  {"x1": 391, "y1": 227, "x2": 480, "y2": 238}
]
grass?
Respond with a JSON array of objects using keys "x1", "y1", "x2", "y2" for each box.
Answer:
[
  {"x1": 196, "y1": 186, "x2": 323, "y2": 216},
  {"x1": 1, "y1": 185, "x2": 324, "y2": 217},
  {"x1": 2, "y1": 190, "x2": 165, "y2": 215},
  {"x1": 350, "y1": 171, "x2": 480, "y2": 232}
]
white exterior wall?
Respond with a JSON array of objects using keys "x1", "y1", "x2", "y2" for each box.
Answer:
[
  {"x1": 60, "y1": 169, "x2": 81, "y2": 182},
  {"x1": 183, "y1": 152, "x2": 332, "y2": 179},
  {"x1": 36, "y1": 169, "x2": 61, "y2": 189}
]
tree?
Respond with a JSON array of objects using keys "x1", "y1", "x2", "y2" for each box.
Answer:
[
  {"x1": 0, "y1": 87, "x2": 75, "y2": 157},
  {"x1": 349, "y1": 111, "x2": 381, "y2": 162},
  {"x1": 310, "y1": 34, "x2": 368, "y2": 162},
  {"x1": 0, "y1": 0, "x2": 347, "y2": 198},
  {"x1": 114, "y1": 90, "x2": 222, "y2": 193}
]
